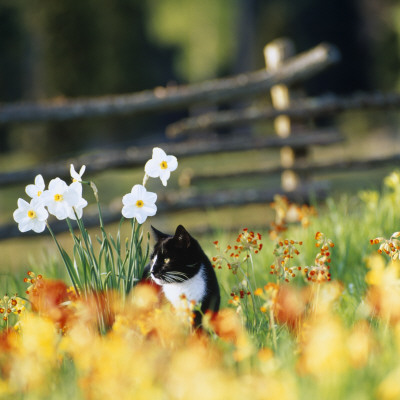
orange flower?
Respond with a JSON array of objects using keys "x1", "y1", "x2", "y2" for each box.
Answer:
[
  {"x1": 209, "y1": 309, "x2": 243, "y2": 344},
  {"x1": 274, "y1": 285, "x2": 309, "y2": 331},
  {"x1": 29, "y1": 279, "x2": 71, "y2": 329}
]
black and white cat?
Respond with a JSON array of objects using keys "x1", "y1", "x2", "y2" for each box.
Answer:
[{"x1": 143, "y1": 225, "x2": 220, "y2": 327}]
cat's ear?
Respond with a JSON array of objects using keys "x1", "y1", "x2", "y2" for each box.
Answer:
[
  {"x1": 151, "y1": 226, "x2": 170, "y2": 242},
  {"x1": 173, "y1": 225, "x2": 191, "y2": 248}
]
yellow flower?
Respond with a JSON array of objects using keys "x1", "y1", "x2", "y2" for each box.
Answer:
[
  {"x1": 377, "y1": 366, "x2": 400, "y2": 400},
  {"x1": 298, "y1": 315, "x2": 349, "y2": 378},
  {"x1": 347, "y1": 321, "x2": 374, "y2": 368},
  {"x1": 365, "y1": 253, "x2": 386, "y2": 285},
  {"x1": 359, "y1": 190, "x2": 379, "y2": 210},
  {"x1": 384, "y1": 171, "x2": 400, "y2": 190},
  {"x1": 7, "y1": 312, "x2": 60, "y2": 394}
]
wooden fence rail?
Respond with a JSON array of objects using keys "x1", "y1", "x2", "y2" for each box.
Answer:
[
  {"x1": 0, "y1": 43, "x2": 339, "y2": 124},
  {"x1": 166, "y1": 91, "x2": 400, "y2": 137},
  {"x1": 189, "y1": 154, "x2": 400, "y2": 185},
  {"x1": 0, "y1": 131, "x2": 342, "y2": 187}
]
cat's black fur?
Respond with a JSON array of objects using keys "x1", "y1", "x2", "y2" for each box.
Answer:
[{"x1": 142, "y1": 225, "x2": 220, "y2": 327}]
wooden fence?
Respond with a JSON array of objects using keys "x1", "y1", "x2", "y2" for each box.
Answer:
[{"x1": 1, "y1": 40, "x2": 400, "y2": 240}]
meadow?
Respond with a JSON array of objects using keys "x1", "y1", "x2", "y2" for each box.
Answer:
[{"x1": 1, "y1": 148, "x2": 400, "y2": 400}]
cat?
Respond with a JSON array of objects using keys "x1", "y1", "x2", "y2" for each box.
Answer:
[{"x1": 142, "y1": 225, "x2": 220, "y2": 328}]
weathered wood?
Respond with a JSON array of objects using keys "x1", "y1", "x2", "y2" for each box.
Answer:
[
  {"x1": 0, "y1": 181, "x2": 328, "y2": 240},
  {"x1": 0, "y1": 131, "x2": 342, "y2": 187},
  {"x1": 0, "y1": 43, "x2": 340, "y2": 124},
  {"x1": 264, "y1": 38, "x2": 295, "y2": 139},
  {"x1": 265, "y1": 38, "x2": 300, "y2": 192},
  {"x1": 189, "y1": 153, "x2": 400, "y2": 184},
  {"x1": 167, "y1": 91, "x2": 400, "y2": 137}
]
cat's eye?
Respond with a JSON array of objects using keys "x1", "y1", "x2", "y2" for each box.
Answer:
[{"x1": 164, "y1": 258, "x2": 170, "y2": 264}]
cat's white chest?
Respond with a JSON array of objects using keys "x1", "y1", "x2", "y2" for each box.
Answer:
[{"x1": 162, "y1": 265, "x2": 206, "y2": 308}]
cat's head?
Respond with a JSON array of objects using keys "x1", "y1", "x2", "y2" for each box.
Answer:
[{"x1": 149, "y1": 225, "x2": 202, "y2": 285}]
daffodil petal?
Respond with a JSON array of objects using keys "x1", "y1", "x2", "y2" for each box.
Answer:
[
  {"x1": 142, "y1": 204, "x2": 157, "y2": 216},
  {"x1": 144, "y1": 159, "x2": 161, "y2": 178},
  {"x1": 131, "y1": 184, "x2": 147, "y2": 198},
  {"x1": 122, "y1": 193, "x2": 135, "y2": 206},
  {"x1": 17, "y1": 198, "x2": 29, "y2": 209},
  {"x1": 121, "y1": 205, "x2": 135, "y2": 219},
  {"x1": 32, "y1": 221, "x2": 46, "y2": 233},
  {"x1": 25, "y1": 184, "x2": 38, "y2": 198},
  {"x1": 34, "y1": 174, "x2": 45, "y2": 189},
  {"x1": 135, "y1": 212, "x2": 147, "y2": 224},
  {"x1": 160, "y1": 170, "x2": 171, "y2": 186},
  {"x1": 166, "y1": 155, "x2": 178, "y2": 171},
  {"x1": 152, "y1": 147, "x2": 167, "y2": 161},
  {"x1": 143, "y1": 191, "x2": 157, "y2": 204}
]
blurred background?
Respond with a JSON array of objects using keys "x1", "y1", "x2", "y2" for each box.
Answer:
[
  {"x1": 1, "y1": 0, "x2": 400, "y2": 270},
  {"x1": 1, "y1": 0, "x2": 400, "y2": 155}
]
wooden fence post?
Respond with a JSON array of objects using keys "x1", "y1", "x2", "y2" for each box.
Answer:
[{"x1": 264, "y1": 38, "x2": 301, "y2": 191}]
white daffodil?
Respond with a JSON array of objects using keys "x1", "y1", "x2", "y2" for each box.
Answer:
[
  {"x1": 13, "y1": 198, "x2": 48, "y2": 233},
  {"x1": 25, "y1": 174, "x2": 45, "y2": 201},
  {"x1": 67, "y1": 182, "x2": 88, "y2": 220},
  {"x1": 144, "y1": 147, "x2": 178, "y2": 186},
  {"x1": 70, "y1": 164, "x2": 86, "y2": 183},
  {"x1": 122, "y1": 184, "x2": 157, "y2": 224},
  {"x1": 42, "y1": 178, "x2": 86, "y2": 220}
]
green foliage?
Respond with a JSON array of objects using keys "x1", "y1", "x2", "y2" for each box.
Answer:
[{"x1": 146, "y1": 0, "x2": 238, "y2": 81}]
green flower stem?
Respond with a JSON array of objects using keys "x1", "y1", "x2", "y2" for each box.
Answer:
[
  {"x1": 248, "y1": 252, "x2": 258, "y2": 289},
  {"x1": 237, "y1": 264, "x2": 258, "y2": 327},
  {"x1": 90, "y1": 182, "x2": 118, "y2": 291},
  {"x1": 46, "y1": 222, "x2": 80, "y2": 295},
  {"x1": 269, "y1": 308, "x2": 278, "y2": 350},
  {"x1": 126, "y1": 219, "x2": 138, "y2": 293},
  {"x1": 70, "y1": 211, "x2": 102, "y2": 292}
]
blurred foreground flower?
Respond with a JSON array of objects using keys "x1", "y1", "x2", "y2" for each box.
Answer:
[
  {"x1": 365, "y1": 256, "x2": 400, "y2": 324},
  {"x1": 28, "y1": 279, "x2": 72, "y2": 329},
  {"x1": 274, "y1": 284, "x2": 309, "y2": 331}
]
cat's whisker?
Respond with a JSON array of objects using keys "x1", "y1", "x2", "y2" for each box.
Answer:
[
  {"x1": 168, "y1": 271, "x2": 189, "y2": 277},
  {"x1": 164, "y1": 272, "x2": 186, "y2": 283},
  {"x1": 162, "y1": 275, "x2": 175, "y2": 283},
  {"x1": 167, "y1": 271, "x2": 189, "y2": 280}
]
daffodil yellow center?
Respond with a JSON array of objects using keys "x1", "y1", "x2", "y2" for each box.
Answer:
[
  {"x1": 136, "y1": 200, "x2": 144, "y2": 208},
  {"x1": 160, "y1": 161, "x2": 168, "y2": 170},
  {"x1": 37, "y1": 191, "x2": 42, "y2": 197},
  {"x1": 54, "y1": 194, "x2": 63, "y2": 202},
  {"x1": 27, "y1": 210, "x2": 36, "y2": 219}
]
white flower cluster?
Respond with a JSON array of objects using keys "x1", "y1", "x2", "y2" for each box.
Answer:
[
  {"x1": 13, "y1": 165, "x2": 88, "y2": 233},
  {"x1": 13, "y1": 147, "x2": 178, "y2": 233}
]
